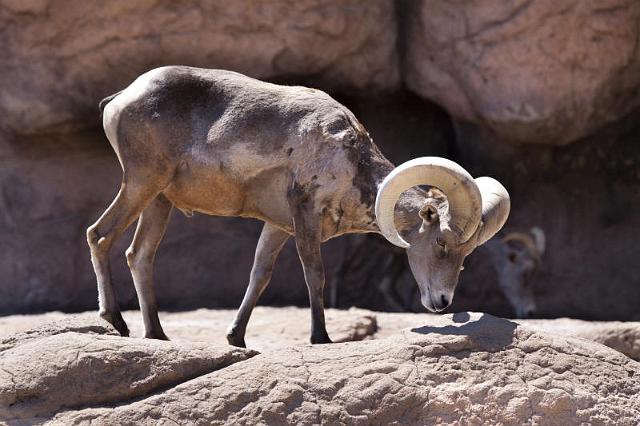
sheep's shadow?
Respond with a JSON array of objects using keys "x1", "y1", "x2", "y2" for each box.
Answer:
[{"x1": 410, "y1": 312, "x2": 518, "y2": 353}]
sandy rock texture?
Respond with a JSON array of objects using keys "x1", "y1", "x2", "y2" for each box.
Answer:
[
  {"x1": 516, "y1": 317, "x2": 640, "y2": 362},
  {"x1": 1, "y1": 312, "x2": 638, "y2": 424},
  {"x1": 404, "y1": 0, "x2": 640, "y2": 145},
  {"x1": 3, "y1": 307, "x2": 640, "y2": 360},
  {"x1": 376, "y1": 312, "x2": 640, "y2": 361},
  {"x1": 0, "y1": 307, "x2": 378, "y2": 351},
  {"x1": 0, "y1": 324, "x2": 257, "y2": 421},
  {"x1": 0, "y1": 314, "x2": 117, "y2": 352},
  {"x1": 0, "y1": 0, "x2": 398, "y2": 135}
]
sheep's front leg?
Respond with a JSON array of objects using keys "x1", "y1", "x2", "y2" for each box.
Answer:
[
  {"x1": 292, "y1": 209, "x2": 332, "y2": 344},
  {"x1": 227, "y1": 223, "x2": 289, "y2": 347}
]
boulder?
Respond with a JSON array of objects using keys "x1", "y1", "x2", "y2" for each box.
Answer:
[
  {"x1": 404, "y1": 0, "x2": 640, "y2": 145},
  {"x1": 0, "y1": 0, "x2": 398, "y2": 136},
  {"x1": 0, "y1": 319, "x2": 257, "y2": 421},
  {"x1": 31, "y1": 313, "x2": 638, "y2": 424},
  {"x1": 0, "y1": 314, "x2": 117, "y2": 353},
  {"x1": 516, "y1": 317, "x2": 640, "y2": 362}
]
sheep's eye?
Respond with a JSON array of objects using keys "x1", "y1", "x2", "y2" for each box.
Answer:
[
  {"x1": 435, "y1": 238, "x2": 447, "y2": 258},
  {"x1": 508, "y1": 252, "x2": 517, "y2": 263}
]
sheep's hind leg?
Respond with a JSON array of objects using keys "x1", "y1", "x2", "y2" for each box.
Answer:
[
  {"x1": 87, "y1": 183, "x2": 159, "y2": 336},
  {"x1": 227, "y1": 223, "x2": 289, "y2": 348},
  {"x1": 126, "y1": 194, "x2": 173, "y2": 340}
]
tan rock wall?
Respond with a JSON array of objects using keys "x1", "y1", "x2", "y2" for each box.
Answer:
[
  {"x1": 2, "y1": 0, "x2": 640, "y2": 145},
  {"x1": 0, "y1": 0, "x2": 398, "y2": 135},
  {"x1": 404, "y1": 0, "x2": 640, "y2": 145}
]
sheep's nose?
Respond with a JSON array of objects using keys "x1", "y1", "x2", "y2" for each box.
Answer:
[
  {"x1": 433, "y1": 294, "x2": 450, "y2": 311},
  {"x1": 525, "y1": 309, "x2": 536, "y2": 318}
]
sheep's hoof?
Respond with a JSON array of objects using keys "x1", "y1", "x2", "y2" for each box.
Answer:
[
  {"x1": 100, "y1": 311, "x2": 130, "y2": 337},
  {"x1": 310, "y1": 333, "x2": 333, "y2": 345},
  {"x1": 226, "y1": 330, "x2": 246, "y2": 348},
  {"x1": 145, "y1": 330, "x2": 170, "y2": 341}
]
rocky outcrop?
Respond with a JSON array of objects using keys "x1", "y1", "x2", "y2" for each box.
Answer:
[
  {"x1": 404, "y1": 0, "x2": 640, "y2": 145},
  {"x1": 0, "y1": 317, "x2": 257, "y2": 422},
  {"x1": 516, "y1": 317, "x2": 640, "y2": 362},
  {"x1": 376, "y1": 312, "x2": 640, "y2": 361},
  {"x1": 1, "y1": 312, "x2": 639, "y2": 424},
  {"x1": 0, "y1": 314, "x2": 117, "y2": 352},
  {"x1": 0, "y1": 0, "x2": 398, "y2": 136}
]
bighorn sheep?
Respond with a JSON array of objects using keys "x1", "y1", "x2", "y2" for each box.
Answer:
[
  {"x1": 88, "y1": 66, "x2": 510, "y2": 346},
  {"x1": 483, "y1": 227, "x2": 546, "y2": 318},
  {"x1": 331, "y1": 227, "x2": 544, "y2": 318}
]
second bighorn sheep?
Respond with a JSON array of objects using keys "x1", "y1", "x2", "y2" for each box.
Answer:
[
  {"x1": 484, "y1": 227, "x2": 546, "y2": 318},
  {"x1": 88, "y1": 66, "x2": 510, "y2": 346}
]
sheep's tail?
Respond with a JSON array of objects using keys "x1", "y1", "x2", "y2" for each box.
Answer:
[{"x1": 98, "y1": 90, "x2": 123, "y2": 116}]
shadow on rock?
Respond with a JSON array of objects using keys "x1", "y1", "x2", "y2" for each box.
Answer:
[{"x1": 410, "y1": 312, "x2": 518, "y2": 353}]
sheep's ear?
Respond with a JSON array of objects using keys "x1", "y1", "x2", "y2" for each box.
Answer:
[
  {"x1": 419, "y1": 204, "x2": 439, "y2": 225},
  {"x1": 530, "y1": 227, "x2": 546, "y2": 256}
]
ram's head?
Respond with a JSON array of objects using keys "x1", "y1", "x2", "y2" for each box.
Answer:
[{"x1": 375, "y1": 158, "x2": 510, "y2": 312}]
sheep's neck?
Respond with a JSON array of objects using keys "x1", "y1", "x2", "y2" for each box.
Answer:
[
  {"x1": 356, "y1": 186, "x2": 424, "y2": 237},
  {"x1": 393, "y1": 188, "x2": 425, "y2": 234}
]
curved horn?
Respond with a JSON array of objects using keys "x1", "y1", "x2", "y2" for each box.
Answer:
[
  {"x1": 375, "y1": 157, "x2": 483, "y2": 248},
  {"x1": 530, "y1": 226, "x2": 546, "y2": 256},
  {"x1": 475, "y1": 177, "x2": 511, "y2": 246}
]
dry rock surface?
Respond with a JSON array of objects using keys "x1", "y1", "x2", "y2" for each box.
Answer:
[
  {"x1": 0, "y1": 330, "x2": 256, "y2": 421},
  {"x1": 405, "y1": 0, "x2": 640, "y2": 145},
  {"x1": 515, "y1": 317, "x2": 640, "y2": 362},
  {"x1": 0, "y1": 307, "x2": 378, "y2": 351},
  {"x1": 376, "y1": 312, "x2": 640, "y2": 361},
  {"x1": 1, "y1": 309, "x2": 640, "y2": 424}
]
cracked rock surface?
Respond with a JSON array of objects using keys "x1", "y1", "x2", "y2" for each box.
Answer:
[
  {"x1": 1, "y1": 310, "x2": 639, "y2": 424},
  {"x1": 404, "y1": 0, "x2": 640, "y2": 145},
  {"x1": 0, "y1": 318, "x2": 257, "y2": 422},
  {"x1": 515, "y1": 317, "x2": 640, "y2": 362},
  {"x1": 0, "y1": 0, "x2": 398, "y2": 136},
  {"x1": 376, "y1": 312, "x2": 640, "y2": 361},
  {"x1": 49, "y1": 313, "x2": 640, "y2": 425}
]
